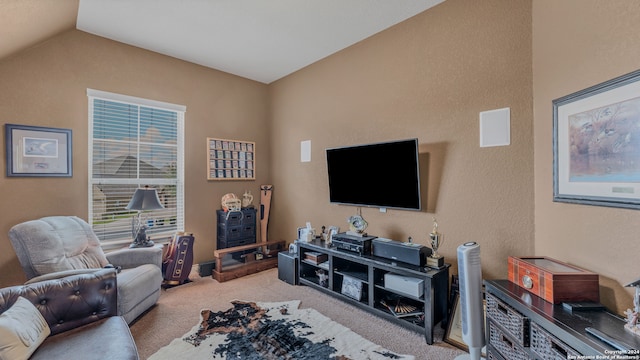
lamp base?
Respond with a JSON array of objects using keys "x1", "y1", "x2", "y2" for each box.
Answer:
[
  {"x1": 129, "y1": 238, "x2": 154, "y2": 249},
  {"x1": 130, "y1": 239, "x2": 155, "y2": 248},
  {"x1": 130, "y1": 223, "x2": 155, "y2": 248}
]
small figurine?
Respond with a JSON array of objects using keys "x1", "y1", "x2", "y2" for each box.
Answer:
[
  {"x1": 242, "y1": 190, "x2": 254, "y2": 208},
  {"x1": 624, "y1": 278, "x2": 640, "y2": 337}
]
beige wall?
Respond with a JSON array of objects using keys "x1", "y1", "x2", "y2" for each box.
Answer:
[
  {"x1": 533, "y1": 0, "x2": 640, "y2": 313},
  {"x1": 268, "y1": 0, "x2": 534, "y2": 280},
  {"x1": 0, "y1": 30, "x2": 270, "y2": 285},
  {"x1": 2, "y1": 0, "x2": 638, "y2": 315}
]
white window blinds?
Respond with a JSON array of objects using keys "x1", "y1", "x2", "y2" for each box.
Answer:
[{"x1": 87, "y1": 89, "x2": 185, "y2": 245}]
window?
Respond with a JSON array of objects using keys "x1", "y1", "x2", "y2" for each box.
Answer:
[{"x1": 87, "y1": 89, "x2": 185, "y2": 246}]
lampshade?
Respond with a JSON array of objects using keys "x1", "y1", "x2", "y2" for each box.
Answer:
[{"x1": 126, "y1": 187, "x2": 164, "y2": 211}]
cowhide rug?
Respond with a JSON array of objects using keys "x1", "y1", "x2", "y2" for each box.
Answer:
[{"x1": 149, "y1": 300, "x2": 414, "y2": 360}]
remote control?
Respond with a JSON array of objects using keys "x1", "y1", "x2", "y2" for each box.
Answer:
[
  {"x1": 585, "y1": 327, "x2": 633, "y2": 352},
  {"x1": 562, "y1": 302, "x2": 605, "y2": 312}
]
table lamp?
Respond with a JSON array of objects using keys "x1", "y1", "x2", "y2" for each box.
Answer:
[{"x1": 126, "y1": 186, "x2": 164, "y2": 248}]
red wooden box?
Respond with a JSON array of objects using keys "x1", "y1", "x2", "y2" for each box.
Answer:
[{"x1": 507, "y1": 256, "x2": 599, "y2": 304}]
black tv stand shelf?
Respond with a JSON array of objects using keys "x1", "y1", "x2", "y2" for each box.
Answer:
[{"x1": 296, "y1": 239, "x2": 450, "y2": 344}]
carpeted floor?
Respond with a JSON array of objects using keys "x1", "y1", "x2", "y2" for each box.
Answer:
[{"x1": 130, "y1": 267, "x2": 465, "y2": 359}]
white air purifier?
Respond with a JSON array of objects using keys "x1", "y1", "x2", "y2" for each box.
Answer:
[{"x1": 455, "y1": 242, "x2": 485, "y2": 360}]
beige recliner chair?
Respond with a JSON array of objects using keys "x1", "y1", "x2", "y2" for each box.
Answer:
[{"x1": 8, "y1": 216, "x2": 163, "y2": 324}]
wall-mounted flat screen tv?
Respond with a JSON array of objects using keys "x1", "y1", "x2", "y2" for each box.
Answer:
[{"x1": 326, "y1": 138, "x2": 421, "y2": 211}]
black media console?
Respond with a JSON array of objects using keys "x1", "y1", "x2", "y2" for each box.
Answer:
[{"x1": 296, "y1": 239, "x2": 449, "y2": 344}]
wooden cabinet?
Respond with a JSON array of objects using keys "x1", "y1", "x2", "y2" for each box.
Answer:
[
  {"x1": 485, "y1": 279, "x2": 640, "y2": 359},
  {"x1": 296, "y1": 239, "x2": 449, "y2": 344}
]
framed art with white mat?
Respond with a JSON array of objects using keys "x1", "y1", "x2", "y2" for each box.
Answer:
[{"x1": 554, "y1": 69, "x2": 640, "y2": 209}]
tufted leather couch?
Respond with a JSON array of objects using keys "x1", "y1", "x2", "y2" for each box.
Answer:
[{"x1": 0, "y1": 268, "x2": 139, "y2": 359}]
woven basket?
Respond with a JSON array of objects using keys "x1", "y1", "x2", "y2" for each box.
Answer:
[
  {"x1": 530, "y1": 322, "x2": 580, "y2": 359},
  {"x1": 486, "y1": 292, "x2": 530, "y2": 346},
  {"x1": 489, "y1": 321, "x2": 530, "y2": 360},
  {"x1": 487, "y1": 346, "x2": 506, "y2": 360}
]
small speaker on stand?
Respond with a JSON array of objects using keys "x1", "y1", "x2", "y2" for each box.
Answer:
[{"x1": 455, "y1": 242, "x2": 485, "y2": 360}]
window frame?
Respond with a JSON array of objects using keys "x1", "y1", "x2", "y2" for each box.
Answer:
[{"x1": 87, "y1": 89, "x2": 186, "y2": 248}]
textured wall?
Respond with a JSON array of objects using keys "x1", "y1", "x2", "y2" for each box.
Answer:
[
  {"x1": 0, "y1": 30, "x2": 270, "y2": 285},
  {"x1": 268, "y1": 0, "x2": 534, "y2": 280},
  {"x1": 533, "y1": 0, "x2": 640, "y2": 313}
]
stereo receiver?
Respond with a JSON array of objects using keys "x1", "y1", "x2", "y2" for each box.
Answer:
[{"x1": 331, "y1": 233, "x2": 376, "y2": 255}]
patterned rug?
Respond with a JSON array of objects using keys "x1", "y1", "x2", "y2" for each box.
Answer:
[{"x1": 149, "y1": 300, "x2": 414, "y2": 360}]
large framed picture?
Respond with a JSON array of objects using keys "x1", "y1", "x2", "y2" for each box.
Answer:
[
  {"x1": 553, "y1": 69, "x2": 640, "y2": 209},
  {"x1": 443, "y1": 293, "x2": 486, "y2": 356},
  {"x1": 5, "y1": 124, "x2": 72, "y2": 177},
  {"x1": 444, "y1": 293, "x2": 465, "y2": 351}
]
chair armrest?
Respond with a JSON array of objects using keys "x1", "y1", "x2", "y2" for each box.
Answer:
[
  {"x1": 0, "y1": 269, "x2": 118, "y2": 336},
  {"x1": 106, "y1": 246, "x2": 162, "y2": 269}
]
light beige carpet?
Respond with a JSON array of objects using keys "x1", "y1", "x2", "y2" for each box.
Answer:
[
  {"x1": 130, "y1": 267, "x2": 465, "y2": 359},
  {"x1": 148, "y1": 300, "x2": 415, "y2": 360}
]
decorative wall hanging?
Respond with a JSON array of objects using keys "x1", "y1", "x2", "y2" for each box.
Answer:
[
  {"x1": 5, "y1": 124, "x2": 72, "y2": 177},
  {"x1": 207, "y1": 137, "x2": 255, "y2": 180},
  {"x1": 553, "y1": 69, "x2": 640, "y2": 209}
]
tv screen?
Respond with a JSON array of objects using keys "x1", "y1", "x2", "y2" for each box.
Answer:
[{"x1": 326, "y1": 139, "x2": 421, "y2": 210}]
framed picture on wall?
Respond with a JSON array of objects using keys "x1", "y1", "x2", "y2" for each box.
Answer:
[
  {"x1": 207, "y1": 137, "x2": 255, "y2": 180},
  {"x1": 5, "y1": 124, "x2": 72, "y2": 177},
  {"x1": 553, "y1": 68, "x2": 640, "y2": 209}
]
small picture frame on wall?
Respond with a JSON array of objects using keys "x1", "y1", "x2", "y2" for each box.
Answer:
[
  {"x1": 5, "y1": 124, "x2": 72, "y2": 177},
  {"x1": 553, "y1": 68, "x2": 640, "y2": 209}
]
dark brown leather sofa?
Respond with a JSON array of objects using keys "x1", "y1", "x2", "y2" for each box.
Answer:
[{"x1": 0, "y1": 268, "x2": 139, "y2": 360}]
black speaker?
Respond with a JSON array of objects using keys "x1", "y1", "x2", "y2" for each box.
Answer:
[
  {"x1": 278, "y1": 252, "x2": 298, "y2": 285},
  {"x1": 372, "y1": 238, "x2": 431, "y2": 266}
]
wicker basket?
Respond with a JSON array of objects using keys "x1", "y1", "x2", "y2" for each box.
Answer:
[
  {"x1": 487, "y1": 346, "x2": 506, "y2": 360},
  {"x1": 489, "y1": 321, "x2": 530, "y2": 360},
  {"x1": 530, "y1": 322, "x2": 580, "y2": 359},
  {"x1": 486, "y1": 292, "x2": 530, "y2": 346}
]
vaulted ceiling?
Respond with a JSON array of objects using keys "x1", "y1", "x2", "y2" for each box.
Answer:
[{"x1": 1, "y1": 0, "x2": 445, "y2": 84}]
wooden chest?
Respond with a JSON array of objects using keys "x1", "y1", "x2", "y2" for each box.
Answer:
[
  {"x1": 304, "y1": 251, "x2": 328, "y2": 264},
  {"x1": 508, "y1": 256, "x2": 599, "y2": 304}
]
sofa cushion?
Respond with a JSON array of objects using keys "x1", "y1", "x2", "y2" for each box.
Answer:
[
  {"x1": 0, "y1": 296, "x2": 51, "y2": 360},
  {"x1": 31, "y1": 316, "x2": 139, "y2": 360}
]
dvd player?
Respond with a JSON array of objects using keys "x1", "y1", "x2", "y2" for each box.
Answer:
[{"x1": 331, "y1": 233, "x2": 376, "y2": 255}]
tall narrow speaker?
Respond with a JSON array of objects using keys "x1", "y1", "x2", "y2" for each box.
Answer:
[{"x1": 455, "y1": 242, "x2": 485, "y2": 360}]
